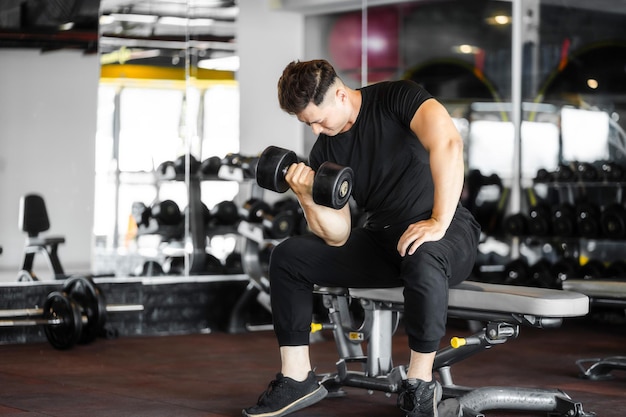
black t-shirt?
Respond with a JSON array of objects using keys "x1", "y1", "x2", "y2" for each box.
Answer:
[{"x1": 309, "y1": 80, "x2": 434, "y2": 228}]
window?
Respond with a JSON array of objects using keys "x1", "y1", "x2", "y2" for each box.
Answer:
[{"x1": 93, "y1": 80, "x2": 239, "y2": 276}]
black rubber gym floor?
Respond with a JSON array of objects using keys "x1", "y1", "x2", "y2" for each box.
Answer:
[{"x1": 0, "y1": 317, "x2": 624, "y2": 417}]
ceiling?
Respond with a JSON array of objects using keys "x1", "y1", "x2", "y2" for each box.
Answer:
[
  {"x1": 0, "y1": 0, "x2": 624, "y2": 70},
  {"x1": 99, "y1": 0, "x2": 237, "y2": 68},
  {"x1": 0, "y1": 0, "x2": 238, "y2": 69}
]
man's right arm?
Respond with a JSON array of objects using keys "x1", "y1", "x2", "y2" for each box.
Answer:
[{"x1": 285, "y1": 162, "x2": 352, "y2": 246}]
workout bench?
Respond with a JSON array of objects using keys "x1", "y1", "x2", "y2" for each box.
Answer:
[
  {"x1": 18, "y1": 193, "x2": 66, "y2": 281},
  {"x1": 313, "y1": 281, "x2": 594, "y2": 417}
]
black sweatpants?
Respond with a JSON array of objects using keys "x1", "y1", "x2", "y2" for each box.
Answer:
[{"x1": 268, "y1": 206, "x2": 481, "y2": 353}]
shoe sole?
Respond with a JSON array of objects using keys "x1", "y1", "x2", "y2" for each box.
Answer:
[
  {"x1": 242, "y1": 384, "x2": 328, "y2": 417},
  {"x1": 433, "y1": 381, "x2": 442, "y2": 417}
]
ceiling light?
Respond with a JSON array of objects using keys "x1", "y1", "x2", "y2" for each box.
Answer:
[
  {"x1": 159, "y1": 16, "x2": 215, "y2": 26},
  {"x1": 58, "y1": 22, "x2": 74, "y2": 31},
  {"x1": 587, "y1": 79, "x2": 599, "y2": 89},
  {"x1": 99, "y1": 15, "x2": 115, "y2": 25},
  {"x1": 109, "y1": 13, "x2": 159, "y2": 24},
  {"x1": 454, "y1": 44, "x2": 480, "y2": 54},
  {"x1": 485, "y1": 15, "x2": 511, "y2": 25},
  {"x1": 197, "y1": 56, "x2": 239, "y2": 71}
]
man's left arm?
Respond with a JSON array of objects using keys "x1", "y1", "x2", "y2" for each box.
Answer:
[{"x1": 397, "y1": 98, "x2": 464, "y2": 256}]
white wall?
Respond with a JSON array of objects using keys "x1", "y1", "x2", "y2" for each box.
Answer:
[
  {"x1": 238, "y1": 2, "x2": 305, "y2": 156},
  {"x1": 0, "y1": 49, "x2": 99, "y2": 277}
]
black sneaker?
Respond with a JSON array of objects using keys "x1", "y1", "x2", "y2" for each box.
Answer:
[
  {"x1": 242, "y1": 371, "x2": 328, "y2": 417},
  {"x1": 397, "y1": 379, "x2": 442, "y2": 417}
]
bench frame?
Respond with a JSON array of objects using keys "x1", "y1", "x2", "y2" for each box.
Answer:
[{"x1": 314, "y1": 283, "x2": 595, "y2": 417}]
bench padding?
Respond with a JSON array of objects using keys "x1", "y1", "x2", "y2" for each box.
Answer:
[{"x1": 349, "y1": 281, "x2": 589, "y2": 318}]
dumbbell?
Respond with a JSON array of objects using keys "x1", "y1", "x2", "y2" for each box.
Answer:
[
  {"x1": 156, "y1": 160, "x2": 177, "y2": 180},
  {"x1": 553, "y1": 163, "x2": 576, "y2": 182},
  {"x1": 550, "y1": 257, "x2": 580, "y2": 288},
  {"x1": 576, "y1": 201, "x2": 601, "y2": 238},
  {"x1": 0, "y1": 276, "x2": 143, "y2": 350},
  {"x1": 578, "y1": 259, "x2": 608, "y2": 280},
  {"x1": 173, "y1": 154, "x2": 201, "y2": 175},
  {"x1": 527, "y1": 204, "x2": 551, "y2": 236},
  {"x1": 576, "y1": 162, "x2": 599, "y2": 182},
  {"x1": 209, "y1": 200, "x2": 240, "y2": 226},
  {"x1": 528, "y1": 259, "x2": 556, "y2": 289},
  {"x1": 551, "y1": 203, "x2": 577, "y2": 237},
  {"x1": 151, "y1": 200, "x2": 182, "y2": 226},
  {"x1": 600, "y1": 162, "x2": 625, "y2": 182},
  {"x1": 600, "y1": 203, "x2": 626, "y2": 239},
  {"x1": 223, "y1": 153, "x2": 259, "y2": 179},
  {"x1": 200, "y1": 156, "x2": 223, "y2": 177},
  {"x1": 503, "y1": 258, "x2": 530, "y2": 286},
  {"x1": 256, "y1": 146, "x2": 354, "y2": 209},
  {"x1": 502, "y1": 213, "x2": 528, "y2": 236},
  {"x1": 239, "y1": 198, "x2": 295, "y2": 239}
]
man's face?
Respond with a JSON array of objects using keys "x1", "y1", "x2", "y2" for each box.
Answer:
[{"x1": 297, "y1": 86, "x2": 349, "y2": 136}]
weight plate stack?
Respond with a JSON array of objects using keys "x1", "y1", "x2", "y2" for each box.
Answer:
[
  {"x1": 63, "y1": 276, "x2": 107, "y2": 344},
  {"x1": 43, "y1": 291, "x2": 83, "y2": 350}
]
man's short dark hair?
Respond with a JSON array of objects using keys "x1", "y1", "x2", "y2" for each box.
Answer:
[{"x1": 277, "y1": 59, "x2": 339, "y2": 115}]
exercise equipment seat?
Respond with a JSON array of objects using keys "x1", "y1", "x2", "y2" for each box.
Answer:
[{"x1": 18, "y1": 193, "x2": 66, "y2": 280}]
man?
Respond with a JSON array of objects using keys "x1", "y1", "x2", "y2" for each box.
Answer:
[{"x1": 243, "y1": 59, "x2": 480, "y2": 417}]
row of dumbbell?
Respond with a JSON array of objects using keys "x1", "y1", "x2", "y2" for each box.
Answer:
[
  {"x1": 132, "y1": 197, "x2": 309, "y2": 241},
  {"x1": 535, "y1": 161, "x2": 626, "y2": 183},
  {"x1": 136, "y1": 252, "x2": 245, "y2": 277},
  {"x1": 156, "y1": 153, "x2": 259, "y2": 181},
  {"x1": 474, "y1": 257, "x2": 626, "y2": 290},
  {"x1": 503, "y1": 201, "x2": 626, "y2": 239}
]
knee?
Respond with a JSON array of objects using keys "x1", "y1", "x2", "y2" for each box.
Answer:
[
  {"x1": 402, "y1": 249, "x2": 449, "y2": 283},
  {"x1": 267, "y1": 237, "x2": 313, "y2": 285},
  {"x1": 267, "y1": 239, "x2": 292, "y2": 277}
]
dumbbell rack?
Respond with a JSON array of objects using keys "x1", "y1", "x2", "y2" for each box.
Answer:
[
  {"x1": 477, "y1": 161, "x2": 626, "y2": 290},
  {"x1": 141, "y1": 157, "x2": 257, "y2": 275},
  {"x1": 530, "y1": 170, "x2": 626, "y2": 280}
]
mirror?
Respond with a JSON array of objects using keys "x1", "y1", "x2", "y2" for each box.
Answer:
[{"x1": 94, "y1": 1, "x2": 239, "y2": 278}]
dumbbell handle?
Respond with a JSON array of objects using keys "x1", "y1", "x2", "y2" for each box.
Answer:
[{"x1": 257, "y1": 146, "x2": 353, "y2": 209}]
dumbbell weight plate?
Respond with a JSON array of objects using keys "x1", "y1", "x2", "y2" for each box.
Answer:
[
  {"x1": 312, "y1": 162, "x2": 354, "y2": 209},
  {"x1": 43, "y1": 291, "x2": 83, "y2": 350},
  {"x1": 600, "y1": 204, "x2": 626, "y2": 239},
  {"x1": 63, "y1": 276, "x2": 107, "y2": 344},
  {"x1": 268, "y1": 211, "x2": 295, "y2": 239},
  {"x1": 256, "y1": 146, "x2": 298, "y2": 193},
  {"x1": 503, "y1": 213, "x2": 527, "y2": 236},
  {"x1": 244, "y1": 199, "x2": 272, "y2": 223},
  {"x1": 200, "y1": 156, "x2": 222, "y2": 177}
]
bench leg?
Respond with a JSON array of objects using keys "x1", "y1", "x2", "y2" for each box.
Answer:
[
  {"x1": 577, "y1": 356, "x2": 626, "y2": 380},
  {"x1": 439, "y1": 387, "x2": 593, "y2": 417}
]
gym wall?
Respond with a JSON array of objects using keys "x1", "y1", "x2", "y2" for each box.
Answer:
[{"x1": 0, "y1": 49, "x2": 99, "y2": 274}]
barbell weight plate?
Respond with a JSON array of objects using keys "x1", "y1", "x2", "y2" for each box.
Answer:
[
  {"x1": 43, "y1": 291, "x2": 83, "y2": 350},
  {"x1": 312, "y1": 162, "x2": 354, "y2": 209},
  {"x1": 256, "y1": 146, "x2": 298, "y2": 193},
  {"x1": 62, "y1": 276, "x2": 107, "y2": 344}
]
